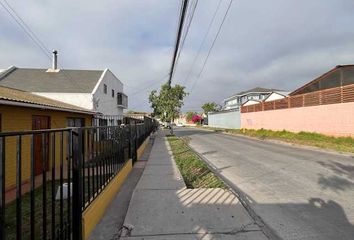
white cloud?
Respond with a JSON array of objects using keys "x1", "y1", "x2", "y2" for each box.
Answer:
[{"x1": 1, "y1": 0, "x2": 354, "y2": 112}]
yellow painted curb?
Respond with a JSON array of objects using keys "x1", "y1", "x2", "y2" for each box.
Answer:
[
  {"x1": 137, "y1": 136, "x2": 150, "y2": 160},
  {"x1": 82, "y1": 159, "x2": 133, "y2": 239}
]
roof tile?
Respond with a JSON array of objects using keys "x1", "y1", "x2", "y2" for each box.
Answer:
[{"x1": 0, "y1": 86, "x2": 95, "y2": 114}]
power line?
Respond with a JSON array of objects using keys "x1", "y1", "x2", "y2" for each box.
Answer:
[
  {"x1": 167, "y1": 0, "x2": 189, "y2": 86},
  {"x1": 129, "y1": 73, "x2": 169, "y2": 96},
  {"x1": 175, "y1": 0, "x2": 199, "y2": 71},
  {"x1": 0, "y1": 1, "x2": 51, "y2": 58},
  {"x1": 0, "y1": 0, "x2": 90, "y2": 92},
  {"x1": 189, "y1": 0, "x2": 233, "y2": 93},
  {"x1": 3, "y1": 0, "x2": 52, "y2": 54},
  {"x1": 181, "y1": 0, "x2": 223, "y2": 86},
  {"x1": 97, "y1": 73, "x2": 170, "y2": 107},
  {"x1": 125, "y1": 73, "x2": 169, "y2": 92},
  {"x1": 131, "y1": 1, "x2": 195, "y2": 111}
]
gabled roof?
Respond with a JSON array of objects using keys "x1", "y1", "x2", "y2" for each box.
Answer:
[
  {"x1": 0, "y1": 86, "x2": 95, "y2": 114},
  {"x1": 263, "y1": 91, "x2": 290, "y2": 101},
  {"x1": 242, "y1": 99, "x2": 261, "y2": 106},
  {"x1": 224, "y1": 87, "x2": 283, "y2": 102},
  {"x1": 234, "y1": 87, "x2": 282, "y2": 96},
  {"x1": 0, "y1": 67, "x2": 104, "y2": 93}
]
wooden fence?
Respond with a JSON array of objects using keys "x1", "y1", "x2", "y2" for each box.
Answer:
[{"x1": 241, "y1": 84, "x2": 354, "y2": 113}]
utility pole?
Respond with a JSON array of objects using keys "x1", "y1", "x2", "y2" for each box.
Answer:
[{"x1": 167, "y1": 0, "x2": 189, "y2": 87}]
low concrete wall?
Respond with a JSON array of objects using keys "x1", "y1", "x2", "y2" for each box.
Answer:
[
  {"x1": 137, "y1": 136, "x2": 149, "y2": 160},
  {"x1": 82, "y1": 137, "x2": 150, "y2": 239},
  {"x1": 241, "y1": 102, "x2": 354, "y2": 137},
  {"x1": 82, "y1": 159, "x2": 133, "y2": 239},
  {"x1": 208, "y1": 110, "x2": 240, "y2": 129}
]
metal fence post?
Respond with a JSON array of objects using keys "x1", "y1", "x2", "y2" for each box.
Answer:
[
  {"x1": 128, "y1": 124, "x2": 132, "y2": 160},
  {"x1": 72, "y1": 129, "x2": 83, "y2": 240},
  {"x1": 134, "y1": 122, "x2": 138, "y2": 162}
]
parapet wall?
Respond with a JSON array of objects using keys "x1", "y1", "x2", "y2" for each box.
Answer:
[{"x1": 241, "y1": 102, "x2": 354, "y2": 137}]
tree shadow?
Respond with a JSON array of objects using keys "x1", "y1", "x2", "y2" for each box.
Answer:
[
  {"x1": 275, "y1": 198, "x2": 354, "y2": 239},
  {"x1": 121, "y1": 131, "x2": 354, "y2": 240},
  {"x1": 317, "y1": 160, "x2": 354, "y2": 179},
  {"x1": 220, "y1": 175, "x2": 354, "y2": 239},
  {"x1": 318, "y1": 174, "x2": 354, "y2": 192},
  {"x1": 317, "y1": 160, "x2": 354, "y2": 192}
]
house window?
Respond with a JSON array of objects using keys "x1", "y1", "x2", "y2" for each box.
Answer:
[
  {"x1": 99, "y1": 119, "x2": 108, "y2": 139},
  {"x1": 112, "y1": 89, "x2": 115, "y2": 98},
  {"x1": 117, "y1": 92, "x2": 123, "y2": 105},
  {"x1": 67, "y1": 118, "x2": 85, "y2": 127},
  {"x1": 99, "y1": 119, "x2": 108, "y2": 126},
  {"x1": 116, "y1": 92, "x2": 128, "y2": 108},
  {"x1": 103, "y1": 84, "x2": 107, "y2": 94}
]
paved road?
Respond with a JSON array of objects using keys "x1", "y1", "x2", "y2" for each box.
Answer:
[
  {"x1": 174, "y1": 127, "x2": 354, "y2": 240},
  {"x1": 122, "y1": 131, "x2": 268, "y2": 240}
]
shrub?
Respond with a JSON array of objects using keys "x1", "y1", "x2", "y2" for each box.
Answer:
[{"x1": 192, "y1": 114, "x2": 202, "y2": 123}]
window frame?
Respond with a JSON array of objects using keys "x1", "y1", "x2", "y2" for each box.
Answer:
[{"x1": 117, "y1": 92, "x2": 123, "y2": 105}]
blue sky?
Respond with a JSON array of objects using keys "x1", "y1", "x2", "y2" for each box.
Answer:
[{"x1": 1, "y1": 0, "x2": 354, "y2": 112}]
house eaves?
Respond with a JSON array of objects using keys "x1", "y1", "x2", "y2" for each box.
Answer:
[
  {"x1": 289, "y1": 65, "x2": 354, "y2": 96},
  {"x1": 91, "y1": 68, "x2": 108, "y2": 94},
  {"x1": 0, "y1": 86, "x2": 96, "y2": 115},
  {"x1": 223, "y1": 91, "x2": 272, "y2": 102},
  {"x1": 0, "y1": 99, "x2": 96, "y2": 115},
  {"x1": 263, "y1": 91, "x2": 290, "y2": 101}
]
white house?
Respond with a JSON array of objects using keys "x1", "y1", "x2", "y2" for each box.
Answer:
[
  {"x1": 242, "y1": 99, "x2": 261, "y2": 106},
  {"x1": 0, "y1": 51, "x2": 127, "y2": 116},
  {"x1": 223, "y1": 87, "x2": 285, "y2": 110},
  {"x1": 264, "y1": 91, "x2": 289, "y2": 102}
]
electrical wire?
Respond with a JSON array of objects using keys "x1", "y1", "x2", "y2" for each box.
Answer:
[
  {"x1": 97, "y1": 73, "x2": 169, "y2": 107},
  {"x1": 167, "y1": 0, "x2": 189, "y2": 86},
  {"x1": 124, "y1": 73, "x2": 167, "y2": 91},
  {"x1": 0, "y1": 0, "x2": 91, "y2": 92},
  {"x1": 174, "y1": 0, "x2": 198, "y2": 71},
  {"x1": 0, "y1": 1, "x2": 51, "y2": 58},
  {"x1": 189, "y1": 0, "x2": 233, "y2": 93},
  {"x1": 181, "y1": 0, "x2": 223, "y2": 86},
  {"x1": 127, "y1": 73, "x2": 169, "y2": 96}
]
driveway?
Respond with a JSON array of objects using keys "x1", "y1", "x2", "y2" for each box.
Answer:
[{"x1": 174, "y1": 127, "x2": 354, "y2": 240}]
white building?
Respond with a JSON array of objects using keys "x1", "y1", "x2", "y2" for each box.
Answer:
[
  {"x1": 223, "y1": 87, "x2": 285, "y2": 110},
  {"x1": 263, "y1": 91, "x2": 289, "y2": 102},
  {"x1": 242, "y1": 99, "x2": 261, "y2": 106},
  {"x1": 0, "y1": 51, "x2": 127, "y2": 115}
]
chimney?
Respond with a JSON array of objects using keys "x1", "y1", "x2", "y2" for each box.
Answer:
[{"x1": 52, "y1": 50, "x2": 58, "y2": 70}]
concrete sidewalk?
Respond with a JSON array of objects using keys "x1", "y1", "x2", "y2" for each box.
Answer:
[
  {"x1": 88, "y1": 135, "x2": 155, "y2": 240},
  {"x1": 121, "y1": 131, "x2": 268, "y2": 240}
]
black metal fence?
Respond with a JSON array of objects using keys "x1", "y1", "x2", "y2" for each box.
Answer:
[
  {"x1": 0, "y1": 118, "x2": 157, "y2": 240},
  {"x1": 92, "y1": 115, "x2": 147, "y2": 127},
  {"x1": 92, "y1": 115, "x2": 124, "y2": 127}
]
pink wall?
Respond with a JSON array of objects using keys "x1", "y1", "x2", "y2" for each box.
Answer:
[{"x1": 241, "y1": 102, "x2": 354, "y2": 137}]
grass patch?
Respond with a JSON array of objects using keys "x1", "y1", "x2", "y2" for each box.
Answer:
[
  {"x1": 167, "y1": 135, "x2": 226, "y2": 189},
  {"x1": 196, "y1": 126, "x2": 354, "y2": 154},
  {"x1": 4, "y1": 174, "x2": 110, "y2": 239},
  {"x1": 5, "y1": 181, "x2": 70, "y2": 240}
]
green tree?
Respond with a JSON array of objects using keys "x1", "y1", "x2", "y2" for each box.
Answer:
[
  {"x1": 149, "y1": 83, "x2": 188, "y2": 122},
  {"x1": 185, "y1": 111, "x2": 196, "y2": 122},
  {"x1": 201, "y1": 102, "x2": 219, "y2": 115}
]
